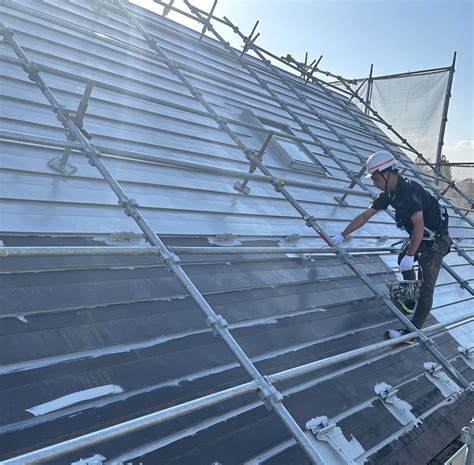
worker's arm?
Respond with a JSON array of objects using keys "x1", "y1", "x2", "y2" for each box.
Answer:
[
  {"x1": 342, "y1": 207, "x2": 378, "y2": 238},
  {"x1": 406, "y1": 211, "x2": 424, "y2": 256}
]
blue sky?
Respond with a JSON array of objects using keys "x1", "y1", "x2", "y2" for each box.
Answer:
[{"x1": 135, "y1": 0, "x2": 473, "y2": 179}]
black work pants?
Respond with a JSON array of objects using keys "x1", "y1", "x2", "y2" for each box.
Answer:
[{"x1": 397, "y1": 233, "x2": 451, "y2": 329}]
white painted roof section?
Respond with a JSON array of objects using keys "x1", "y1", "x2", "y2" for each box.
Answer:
[
  {"x1": 1, "y1": 0, "x2": 471, "y2": 247},
  {"x1": 26, "y1": 384, "x2": 124, "y2": 416}
]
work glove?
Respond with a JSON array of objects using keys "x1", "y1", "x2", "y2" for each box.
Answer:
[
  {"x1": 331, "y1": 233, "x2": 345, "y2": 246},
  {"x1": 399, "y1": 254, "x2": 415, "y2": 271}
]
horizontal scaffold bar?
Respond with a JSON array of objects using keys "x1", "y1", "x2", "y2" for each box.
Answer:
[
  {"x1": 0, "y1": 245, "x2": 403, "y2": 257},
  {"x1": 2, "y1": 311, "x2": 471, "y2": 465}
]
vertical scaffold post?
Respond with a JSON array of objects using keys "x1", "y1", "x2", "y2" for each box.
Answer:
[
  {"x1": 365, "y1": 64, "x2": 373, "y2": 115},
  {"x1": 435, "y1": 51, "x2": 456, "y2": 184}
]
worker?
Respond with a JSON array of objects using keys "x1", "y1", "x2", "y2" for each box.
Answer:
[{"x1": 331, "y1": 151, "x2": 452, "y2": 340}]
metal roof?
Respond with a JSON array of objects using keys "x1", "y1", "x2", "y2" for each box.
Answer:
[{"x1": 0, "y1": 1, "x2": 473, "y2": 464}]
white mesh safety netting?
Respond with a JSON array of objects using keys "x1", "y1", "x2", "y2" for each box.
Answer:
[{"x1": 333, "y1": 68, "x2": 451, "y2": 164}]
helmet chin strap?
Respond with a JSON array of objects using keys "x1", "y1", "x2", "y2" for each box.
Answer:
[{"x1": 383, "y1": 172, "x2": 391, "y2": 196}]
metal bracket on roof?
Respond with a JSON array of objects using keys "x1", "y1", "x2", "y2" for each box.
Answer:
[
  {"x1": 375, "y1": 383, "x2": 422, "y2": 426},
  {"x1": 71, "y1": 454, "x2": 105, "y2": 465},
  {"x1": 284, "y1": 234, "x2": 301, "y2": 244},
  {"x1": 234, "y1": 132, "x2": 274, "y2": 195},
  {"x1": 209, "y1": 233, "x2": 241, "y2": 247},
  {"x1": 334, "y1": 196, "x2": 349, "y2": 207},
  {"x1": 334, "y1": 166, "x2": 366, "y2": 206},
  {"x1": 162, "y1": 0, "x2": 174, "y2": 17},
  {"x1": 424, "y1": 362, "x2": 463, "y2": 398},
  {"x1": 48, "y1": 81, "x2": 94, "y2": 176},
  {"x1": 459, "y1": 346, "x2": 474, "y2": 369},
  {"x1": 90, "y1": 0, "x2": 107, "y2": 14},
  {"x1": 306, "y1": 416, "x2": 364, "y2": 464}
]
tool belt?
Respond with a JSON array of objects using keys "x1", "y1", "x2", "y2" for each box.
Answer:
[{"x1": 388, "y1": 279, "x2": 421, "y2": 302}]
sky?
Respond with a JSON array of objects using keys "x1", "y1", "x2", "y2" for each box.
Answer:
[{"x1": 134, "y1": 0, "x2": 473, "y2": 180}]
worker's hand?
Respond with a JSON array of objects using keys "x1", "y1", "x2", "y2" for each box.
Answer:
[
  {"x1": 331, "y1": 233, "x2": 345, "y2": 246},
  {"x1": 399, "y1": 254, "x2": 415, "y2": 271}
]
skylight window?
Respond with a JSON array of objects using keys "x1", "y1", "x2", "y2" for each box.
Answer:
[{"x1": 240, "y1": 109, "x2": 327, "y2": 175}]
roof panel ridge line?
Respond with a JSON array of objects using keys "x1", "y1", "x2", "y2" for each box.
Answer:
[
  {"x1": 295, "y1": 59, "x2": 474, "y2": 213},
  {"x1": 217, "y1": 16, "x2": 474, "y2": 281},
  {"x1": 0, "y1": 16, "x2": 326, "y2": 465},
  {"x1": 180, "y1": 2, "x2": 473, "y2": 392},
  {"x1": 2, "y1": 311, "x2": 470, "y2": 465}
]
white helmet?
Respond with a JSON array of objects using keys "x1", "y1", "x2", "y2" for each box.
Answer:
[{"x1": 365, "y1": 151, "x2": 397, "y2": 177}]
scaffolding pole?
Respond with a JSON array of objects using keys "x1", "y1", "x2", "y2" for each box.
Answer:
[
  {"x1": 435, "y1": 52, "x2": 456, "y2": 183},
  {"x1": 2, "y1": 311, "x2": 471, "y2": 465},
  {"x1": 0, "y1": 18, "x2": 327, "y2": 465},
  {"x1": 0, "y1": 245, "x2": 403, "y2": 257}
]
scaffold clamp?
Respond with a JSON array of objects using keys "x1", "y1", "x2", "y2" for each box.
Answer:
[
  {"x1": 258, "y1": 379, "x2": 283, "y2": 411},
  {"x1": 303, "y1": 215, "x2": 315, "y2": 227},
  {"x1": 271, "y1": 178, "x2": 285, "y2": 192},
  {"x1": 205, "y1": 314, "x2": 228, "y2": 336},
  {"x1": 0, "y1": 25, "x2": 14, "y2": 40},
  {"x1": 118, "y1": 198, "x2": 139, "y2": 218},
  {"x1": 162, "y1": 251, "x2": 181, "y2": 270},
  {"x1": 27, "y1": 62, "x2": 40, "y2": 81}
]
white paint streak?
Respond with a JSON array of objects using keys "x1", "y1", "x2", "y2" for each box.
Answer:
[{"x1": 26, "y1": 385, "x2": 124, "y2": 416}]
